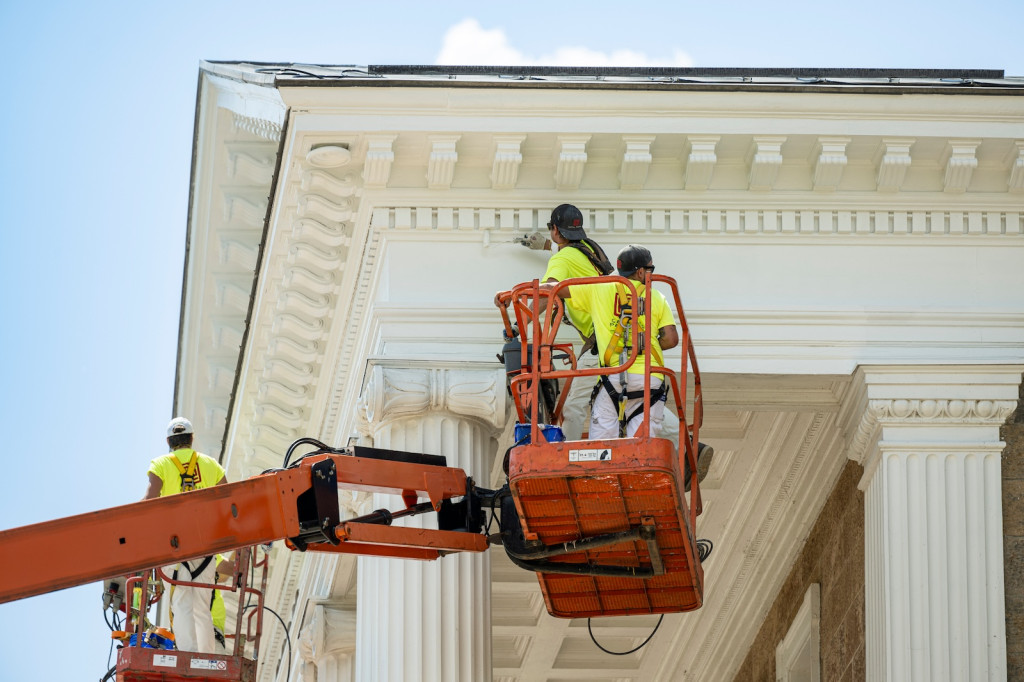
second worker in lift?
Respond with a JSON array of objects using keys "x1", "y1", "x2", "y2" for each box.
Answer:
[{"x1": 545, "y1": 244, "x2": 677, "y2": 439}]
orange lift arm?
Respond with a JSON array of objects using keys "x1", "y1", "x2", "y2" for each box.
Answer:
[{"x1": 0, "y1": 444, "x2": 492, "y2": 605}]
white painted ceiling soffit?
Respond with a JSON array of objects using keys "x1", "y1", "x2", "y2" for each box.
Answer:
[{"x1": 175, "y1": 71, "x2": 285, "y2": 461}]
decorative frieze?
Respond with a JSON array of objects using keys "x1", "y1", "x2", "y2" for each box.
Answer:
[
  {"x1": 491, "y1": 135, "x2": 525, "y2": 190},
  {"x1": 684, "y1": 135, "x2": 719, "y2": 190},
  {"x1": 747, "y1": 136, "x2": 785, "y2": 191},
  {"x1": 941, "y1": 139, "x2": 980, "y2": 193},
  {"x1": 371, "y1": 205, "x2": 1023, "y2": 237},
  {"x1": 875, "y1": 138, "x2": 914, "y2": 192},
  {"x1": 231, "y1": 112, "x2": 281, "y2": 142},
  {"x1": 242, "y1": 156, "x2": 359, "y2": 470},
  {"x1": 426, "y1": 134, "x2": 460, "y2": 190},
  {"x1": 813, "y1": 137, "x2": 850, "y2": 192},
  {"x1": 619, "y1": 135, "x2": 655, "y2": 190},
  {"x1": 554, "y1": 135, "x2": 590, "y2": 190},
  {"x1": 362, "y1": 134, "x2": 397, "y2": 188}
]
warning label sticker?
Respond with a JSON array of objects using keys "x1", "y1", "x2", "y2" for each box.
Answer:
[
  {"x1": 569, "y1": 448, "x2": 612, "y2": 462},
  {"x1": 152, "y1": 654, "x2": 177, "y2": 667},
  {"x1": 191, "y1": 658, "x2": 228, "y2": 670}
]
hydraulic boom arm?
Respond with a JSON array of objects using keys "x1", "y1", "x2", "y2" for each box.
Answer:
[{"x1": 0, "y1": 445, "x2": 491, "y2": 604}]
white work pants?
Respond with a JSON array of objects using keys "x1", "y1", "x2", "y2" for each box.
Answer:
[
  {"x1": 560, "y1": 349, "x2": 600, "y2": 441},
  {"x1": 167, "y1": 557, "x2": 217, "y2": 653},
  {"x1": 589, "y1": 373, "x2": 665, "y2": 440}
]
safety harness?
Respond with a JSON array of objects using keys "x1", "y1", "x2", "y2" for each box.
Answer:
[
  {"x1": 591, "y1": 284, "x2": 667, "y2": 436},
  {"x1": 171, "y1": 450, "x2": 200, "y2": 492},
  {"x1": 167, "y1": 449, "x2": 213, "y2": 638},
  {"x1": 168, "y1": 556, "x2": 215, "y2": 636}
]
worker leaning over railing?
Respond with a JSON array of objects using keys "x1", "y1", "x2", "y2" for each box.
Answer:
[
  {"x1": 143, "y1": 417, "x2": 228, "y2": 653},
  {"x1": 513, "y1": 204, "x2": 614, "y2": 439}
]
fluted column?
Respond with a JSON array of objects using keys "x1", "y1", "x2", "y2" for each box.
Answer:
[
  {"x1": 846, "y1": 365, "x2": 1022, "y2": 682},
  {"x1": 354, "y1": 363, "x2": 507, "y2": 682}
]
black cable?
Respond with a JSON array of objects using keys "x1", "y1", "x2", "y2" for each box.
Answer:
[
  {"x1": 587, "y1": 614, "x2": 664, "y2": 655},
  {"x1": 105, "y1": 634, "x2": 116, "y2": 680},
  {"x1": 243, "y1": 604, "x2": 292, "y2": 682},
  {"x1": 283, "y1": 437, "x2": 341, "y2": 467},
  {"x1": 100, "y1": 664, "x2": 116, "y2": 682}
]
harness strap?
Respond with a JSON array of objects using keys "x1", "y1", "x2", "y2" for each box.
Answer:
[
  {"x1": 170, "y1": 451, "x2": 200, "y2": 492},
  {"x1": 595, "y1": 375, "x2": 667, "y2": 436},
  {"x1": 602, "y1": 284, "x2": 632, "y2": 367}
]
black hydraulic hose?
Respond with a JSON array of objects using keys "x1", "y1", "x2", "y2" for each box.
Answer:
[
  {"x1": 503, "y1": 527, "x2": 646, "y2": 561},
  {"x1": 503, "y1": 549, "x2": 657, "y2": 578},
  {"x1": 282, "y1": 437, "x2": 335, "y2": 467},
  {"x1": 588, "y1": 614, "x2": 664, "y2": 656}
]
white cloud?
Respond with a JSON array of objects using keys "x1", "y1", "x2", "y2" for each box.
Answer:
[{"x1": 436, "y1": 18, "x2": 692, "y2": 67}]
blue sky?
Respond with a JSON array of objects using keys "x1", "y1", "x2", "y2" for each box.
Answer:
[{"x1": 0, "y1": 1, "x2": 1020, "y2": 679}]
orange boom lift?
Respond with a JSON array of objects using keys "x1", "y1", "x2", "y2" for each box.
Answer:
[
  {"x1": 494, "y1": 273, "x2": 709, "y2": 618},
  {"x1": 0, "y1": 274, "x2": 708, "y2": 679}
]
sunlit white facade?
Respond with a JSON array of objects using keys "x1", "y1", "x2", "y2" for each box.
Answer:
[{"x1": 177, "y1": 63, "x2": 1024, "y2": 681}]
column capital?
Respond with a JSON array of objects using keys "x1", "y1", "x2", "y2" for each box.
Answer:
[
  {"x1": 297, "y1": 604, "x2": 356, "y2": 664},
  {"x1": 359, "y1": 361, "x2": 508, "y2": 433},
  {"x1": 843, "y1": 364, "x2": 1022, "y2": 480}
]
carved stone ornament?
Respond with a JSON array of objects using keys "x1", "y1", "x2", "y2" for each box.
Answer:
[
  {"x1": 298, "y1": 604, "x2": 357, "y2": 665},
  {"x1": 849, "y1": 398, "x2": 1018, "y2": 465},
  {"x1": 360, "y1": 365, "x2": 507, "y2": 432}
]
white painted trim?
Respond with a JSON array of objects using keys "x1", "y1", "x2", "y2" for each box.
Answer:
[{"x1": 776, "y1": 583, "x2": 821, "y2": 682}]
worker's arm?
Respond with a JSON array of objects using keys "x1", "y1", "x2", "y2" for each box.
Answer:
[
  {"x1": 144, "y1": 472, "x2": 162, "y2": 500},
  {"x1": 658, "y1": 325, "x2": 679, "y2": 351},
  {"x1": 539, "y1": 282, "x2": 571, "y2": 299},
  {"x1": 495, "y1": 276, "x2": 561, "y2": 309},
  {"x1": 215, "y1": 551, "x2": 237, "y2": 583}
]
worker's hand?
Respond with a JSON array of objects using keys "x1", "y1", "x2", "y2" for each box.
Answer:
[
  {"x1": 494, "y1": 291, "x2": 506, "y2": 308},
  {"x1": 514, "y1": 231, "x2": 550, "y2": 251}
]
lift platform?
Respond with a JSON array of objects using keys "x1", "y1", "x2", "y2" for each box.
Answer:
[{"x1": 495, "y1": 273, "x2": 707, "y2": 618}]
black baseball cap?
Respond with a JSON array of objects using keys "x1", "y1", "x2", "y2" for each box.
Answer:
[
  {"x1": 548, "y1": 204, "x2": 586, "y2": 241},
  {"x1": 616, "y1": 244, "x2": 653, "y2": 277}
]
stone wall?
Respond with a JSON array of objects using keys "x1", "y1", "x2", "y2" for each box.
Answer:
[
  {"x1": 731, "y1": 460, "x2": 865, "y2": 681},
  {"x1": 1003, "y1": 378, "x2": 1024, "y2": 680}
]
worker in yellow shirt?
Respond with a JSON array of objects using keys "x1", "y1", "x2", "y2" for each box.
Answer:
[
  {"x1": 545, "y1": 245, "x2": 713, "y2": 485},
  {"x1": 514, "y1": 204, "x2": 613, "y2": 439},
  {"x1": 144, "y1": 417, "x2": 228, "y2": 653}
]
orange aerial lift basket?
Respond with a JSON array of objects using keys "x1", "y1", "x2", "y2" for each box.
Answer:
[
  {"x1": 495, "y1": 274, "x2": 708, "y2": 619},
  {"x1": 110, "y1": 545, "x2": 267, "y2": 681}
]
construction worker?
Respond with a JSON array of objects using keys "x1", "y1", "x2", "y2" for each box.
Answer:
[
  {"x1": 513, "y1": 204, "x2": 613, "y2": 439},
  {"x1": 144, "y1": 417, "x2": 227, "y2": 654},
  {"x1": 543, "y1": 244, "x2": 714, "y2": 485}
]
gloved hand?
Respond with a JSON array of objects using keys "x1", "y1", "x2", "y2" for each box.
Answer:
[{"x1": 514, "y1": 231, "x2": 550, "y2": 251}]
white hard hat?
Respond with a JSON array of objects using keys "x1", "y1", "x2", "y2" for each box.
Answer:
[{"x1": 166, "y1": 417, "x2": 194, "y2": 438}]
